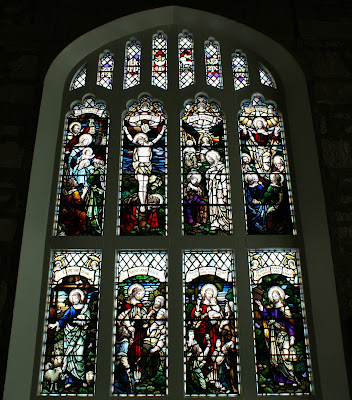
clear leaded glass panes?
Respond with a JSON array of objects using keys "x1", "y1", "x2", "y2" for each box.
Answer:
[
  {"x1": 249, "y1": 250, "x2": 312, "y2": 395},
  {"x1": 181, "y1": 95, "x2": 232, "y2": 235},
  {"x1": 151, "y1": 31, "x2": 168, "y2": 90},
  {"x1": 124, "y1": 40, "x2": 141, "y2": 89},
  {"x1": 40, "y1": 251, "x2": 101, "y2": 395},
  {"x1": 184, "y1": 250, "x2": 239, "y2": 395},
  {"x1": 238, "y1": 95, "x2": 295, "y2": 234},
  {"x1": 232, "y1": 51, "x2": 249, "y2": 91},
  {"x1": 259, "y1": 63, "x2": 277, "y2": 89},
  {"x1": 118, "y1": 95, "x2": 167, "y2": 235},
  {"x1": 96, "y1": 51, "x2": 114, "y2": 90},
  {"x1": 178, "y1": 31, "x2": 195, "y2": 89},
  {"x1": 70, "y1": 64, "x2": 87, "y2": 91},
  {"x1": 113, "y1": 251, "x2": 168, "y2": 395},
  {"x1": 54, "y1": 96, "x2": 109, "y2": 236},
  {"x1": 204, "y1": 39, "x2": 223, "y2": 89}
]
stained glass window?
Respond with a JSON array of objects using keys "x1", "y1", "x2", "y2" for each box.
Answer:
[
  {"x1": 96, "y1": 51, "x2": 114, "y2": 90},
  {"x1": 151, "y1": 31, "x2": 168, "y2": 90},
  {"x1": 40, "y1": 251, "x2": 101, "y2": 395},
  {"x1": 181, "y1": 95, "x2": 232, "y2": 235},
  {"x1": 114, "y1": 251, "x2": 168, "y2": 395},
  {"x1": 249, "y1": 250, "x2": 312, "y2": 395},
  {"x1": 124, "y1": 40, "x2": 141, "y2": 89},
  {"x1": 54, "y1": 96, "x2": 109, "y2": 236},
  {"x1": 178, "y1": 31, "x2": 195, "y2": 89},
  {"x1": 259, "y1": 63, "x2": 277, "y2": 89},
  {"x1": 232, "y1": 51, "x2": 249, "y2": 91},
  {"x1": 70, "y1": 64, "x2": 87, "y2": 91},
  {"x1": 204, "y1": 39, "x2": 223, "y2": 89},
  {"x1": 238, "y1": 95, "x2": 295, "y2": 234},
  {"x1": 118, "y1": 95, "x2": 167, "y2": 235},
  {"x1": 184, "y1": 250, "x2": 239, "y2": 395}
]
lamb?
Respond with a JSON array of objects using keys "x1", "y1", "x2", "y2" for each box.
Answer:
[{"x1": 44, "y1": 362, "x2": 62, "y2": 393}]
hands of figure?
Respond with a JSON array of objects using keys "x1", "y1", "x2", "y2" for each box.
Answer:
[
  {"x1": 48, "y1": 321, "x2": 60, "y2": 331},
  {"x1": 290, "y1": 336, "x2": 295, "y2": 346},
  {"x1": 255, "y1": 300, "x2": 264, "y2": 311}
]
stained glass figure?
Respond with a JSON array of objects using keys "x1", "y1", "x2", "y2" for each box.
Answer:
[
  {"x1": 204, "y1": 39, "x2": 223, "y2": 89},
  {"x1": 40, "y1": 251, "x2": 101, "y2": 395},
  {"x1": 70, "y1": 64, "x2": 87, "y2": 91},
  {"x1": 96, "y1": 51, "x2": 114, "y2": 90},
  {"x1": 249, "y1": 250, "x2": 312, "y2": 395},
  {"x1": 238, "y1": 95, "x2": 295, "y2": 234},
  {"x1": 151, "y1": 31, "x2": 167, "y2": 90},
  {"x1": 114, "y1": 251, "x2": 168, "y2": 395},
  {"x1": 54, "y1": 96, "x2": 109, "y2": 236},
  {"x1": 118, "y1": 95, "x2": 167, "y2": 235},
  {"x1": 179, "y1": 31, "x2": 195, "y2": 89},
  {"x1": 124, "y1": 40, "x2": 141, "y2": 89},
  {"x1": 181, "y1": 95, "x2": 232, "y2": 235},
  {"x1": 259, "y1": 63, "x2": 277, "y2": 89},
  {"x1": 184, "y1": 250, "x2": 239, "y2": 395},
  {"x1": 232, "y1": 51, "x2": 249, "y2": 91}
]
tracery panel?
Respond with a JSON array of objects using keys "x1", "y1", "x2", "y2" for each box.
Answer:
[
  {"x1": 178, "y1": 31, "x2": 195, "y2": 89},
  {"x1": 258, "y1": 63, "x2": 277, "y2": 89},
  {"x1": 40, "y1": 251, "x2": 102, "y2": 395},
  {"x1": 249, "y1": 250, "x2": 312, "y2": 395},
  {"x1": 113, "y1": 251, "x2": 168, "y2": 396},
  {"x1": 54, "y1": 96, "x2": 109, "y2": 236},
  {"x1": 96, "y1": 51, "x2": 114, "y2": 90},
  {"x1": 232, "y1": 51, "x2": 249, "y2": 91},
  {"x1": 184, "y1": 250, "x2": 239, "y2": 395},
  {"x1": 70, "y1": 64, "x2": 87, "y2": 91},
  {"x1": 124, "y1": 40, "x2": 142, "y2": 89},
  {"x1": 204, "y1": 39, "x2": 223, "y2": 89},
  {"x1": 151, "y1": 31, "x2": 168, "y2": 90}
]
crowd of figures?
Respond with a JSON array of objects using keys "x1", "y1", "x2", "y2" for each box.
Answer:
[
  {"x1": 57, "y1": 116, "x2": 108, "y2": 236},
  {"x1": 239, "y1": 99, "x2": 294, "y2": 234},
  {"x1": 114, "y1": 283, "x2": 167, "y2": 395},
  {"x1": 185, "y1": 282, "x2": 238, "y2": 394}
]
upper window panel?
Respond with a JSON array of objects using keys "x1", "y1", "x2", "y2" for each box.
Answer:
[
  {"x1": 259, "y1": 63, "x2": 277, "y2": 89},
  {"x1": 69, "y1": 64, "x2": 87, "y2": 91},
  {"x1": 181, "y1": 95, "x2": 232, "y2": 235},
  {"x1": 118, "y1": 95, "x2": 168, "y2": 236},
  {"x1": 151, "y1": 31, "x2": 168, "y2": 90},
  {"x1": 54, "y1": 96, "x2": 110, "y2": 236},
  {"x1": 232, "y1": 51, "x2": 249, "y2": 91},
  {"x1": 238, "y1": 95, "x2": 295, "y2": 234},
  {"x1": 204, "y1": 39, "x2": 223, "y2": 89},
  {"x1": 124, "y1": 40, "x2": 141, "y2": 89},
  {"x1": 178, "y1": 31, "x2": 195, "y2": 89},
  {"x1": 96, "y1": 51, "x2": 114, "y2": 90}
]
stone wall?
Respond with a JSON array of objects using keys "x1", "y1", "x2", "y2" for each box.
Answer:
[{"x1": 0, "y1": 0, "x2": 351, "y2": 397}]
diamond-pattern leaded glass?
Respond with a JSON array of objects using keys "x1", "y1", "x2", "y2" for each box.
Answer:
[
  {"x1": 151, "y1": 31, "x2": 167, "y2": 90},
  {"x1": 184, "y1": 250, "x2": 239, "y2": 395},
  {"x1": 124, "y1": 40, "x2": 141, "y2": 89},
  {"x1": 114, "y1": 251, "x2": 168, "y2": 395},
  {"x1": 96, "y1": 51, "x2": 114, "y2": 90},
  {"x1": 54, "y1": 96, "x2": 109, "y2": 236},
  {"x1": 259, "y1": 63, "x2": 277, "y2": 89},
  {"x1": 204, "y1": 39, "x2": 223, "y2": 89},
  {"x1": 118, "y1": 95, "x2": 167, "y2": 235},
  {"x1": 232, "y1": 51, "x2": 249, "y2": 91},
  {"x1": 179, "y1": 31, "x2": 195, "y2": 89},
  {"x1": 249, "y1": 250, "x2": 312, "y2": 395},
  {"x1": 40, "y1": 250, "x2": 102, "y2": 395},
  {"x1": 238, "y1": 95, "x2": 295, "y2": 234},
  {"x1": 70, "y1": 64, "x2": 87, "y2": 91},
  {"x1": 181, "y1": 95, "x2": 232, "y2": 235}
]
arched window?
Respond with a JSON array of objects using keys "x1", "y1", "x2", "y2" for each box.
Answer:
[{"x1": 3, "y1": 6, "x2": 349, "y2": 400}]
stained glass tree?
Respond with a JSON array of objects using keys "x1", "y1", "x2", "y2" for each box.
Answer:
[
  {"x1": 124, "y1": 39, "x2": 141, "y2": 89},
  {"x1": 70, "y1": 64, "x2": 87, "y2": 91},
  {"x1": 184, "y1": 250, "x2": 239, "y2": 395},
  {"x1": 40, "y1": 251, "x2": 101, "y2": 395},
  {"x1": 249, "y1": 250, "x2": 311, "y2": 395},
  {"x1": 179, "y1": 31, "x2": 195, "y2": 89},
  {"x1": 151, "y1": 31, "x2": 168, "y2": 90},
  {"x1": 204, "y1": 39, "x2": 223, "y2": 89},
  {"x1": 181, "y1": 95, "x2": 232, "y2": 235},
  {"x1": 118, "y1": 95, "x2": 167, "y2": 235},
  {"x1": 54, "y1": 96, "x2": 109, "y2": 236},
  {"x1": 113, "y1": 251, "x2": 168, "y2": 395},
  {"x1": 96, "y1": 51, "x2": 114, "y2": 90},
  {"x1": 232, "y1": 51, "x2": 249, "y2": 91},
  {"x1": 238, "y1": 95, "x2": 295, "y2": 234}
]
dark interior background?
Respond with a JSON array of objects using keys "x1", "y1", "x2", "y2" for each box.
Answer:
[{"x1": 1, "y1": 0, "x2": 351, "y2": 398}]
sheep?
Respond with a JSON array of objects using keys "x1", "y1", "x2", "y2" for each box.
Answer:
[{"x1": 44, "y1": 362, "x2": 62, "y2": 393}]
